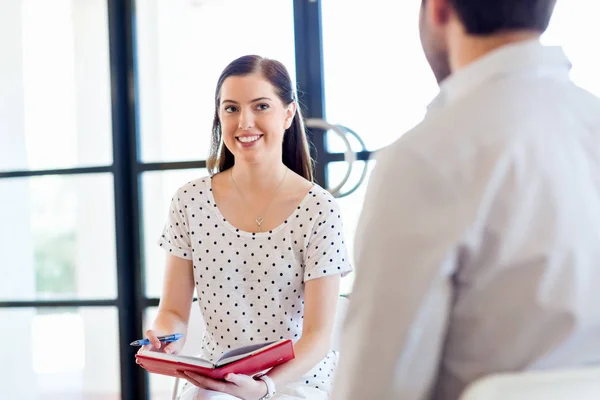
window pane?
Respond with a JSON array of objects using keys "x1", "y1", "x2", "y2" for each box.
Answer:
[
  {"x1": 141, "y1": 169, "x2": 209, "y2": 298},
  {"x1": 1, "y1": 307, "x2": 120, "y2": 399},
  {"x1": 0, "y1": 0, "x2": 113, "y2": 172},
  {"x1": 136, "y1": 0, "x2": 296, "y2": 163},
  {"x1": 321, "y1": 0, "x2": 438, "y2": 152},
  {"x1": 0, "y1": 174, "x2": 117, "y2": 300},
  {"x1": 542, "y1": 0, "x2": 600, "y2": 96},
  {"x1": 326, "y1": 160, "x2": 375, "y2": 295}
]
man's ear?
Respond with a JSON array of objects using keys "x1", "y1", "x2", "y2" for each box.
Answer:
[
  {"x1": 285, "y1": 102, "x2": 297, "y2": 130},
  {"x1": 426, "y1": 0, "x2": 452, "y2": 27}
]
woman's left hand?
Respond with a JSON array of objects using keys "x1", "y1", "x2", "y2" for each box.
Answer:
[{"x1": 178, "y1": 371, "x2": 268, "y2": 400}]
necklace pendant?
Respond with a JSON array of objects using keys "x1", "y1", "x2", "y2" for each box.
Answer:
[{"x1": 255, "y1": 216, "x2": 264, "y2": 226}]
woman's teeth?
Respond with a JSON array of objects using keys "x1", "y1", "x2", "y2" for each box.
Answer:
[{"x1": 238, "y1": 135, "x2": 261, "y2": 143}]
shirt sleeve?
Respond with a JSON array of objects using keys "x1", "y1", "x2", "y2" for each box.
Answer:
[
  {"x1": 157, "y1": 189, "x2": 193, "y2": 260},
  {"x1": 303, "y1": 194, "x2": 353, "y2": 282},
  {"x1": 332, "y1": 146, "x2": 465, "y2": 400}
]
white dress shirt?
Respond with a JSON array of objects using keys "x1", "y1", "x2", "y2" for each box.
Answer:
[{"x1": 332, "y1": 40, "x2": 600, "y2": 400}]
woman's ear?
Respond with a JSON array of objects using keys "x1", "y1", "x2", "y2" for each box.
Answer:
[{"x1": 284, "y1": 102, "x2": 297, "y2": 130}]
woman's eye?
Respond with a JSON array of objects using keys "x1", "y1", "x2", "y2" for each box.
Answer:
[
  {"x1": 224, "y1": 106, "x2": 237, "y2": 113},
  {"x1": 256, "y1": 103, "x2": 270, "y2": 111}
]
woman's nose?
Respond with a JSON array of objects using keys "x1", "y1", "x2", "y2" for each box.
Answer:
[{"x1": 238, "y1": 110, "x2": 255, "y2": 130}]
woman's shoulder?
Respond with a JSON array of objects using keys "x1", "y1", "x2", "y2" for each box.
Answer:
[
  {"x1": 303, "y1": 183, "x2": 342, "y2": 213},
  {"x1": 171, "y1": 175, "x2": 213, "y2": 201},
  {"x1": 306, "y1": 183, "x2": 335, "y2": 201}
]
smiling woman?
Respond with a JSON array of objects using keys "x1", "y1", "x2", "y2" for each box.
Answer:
[{"x1": 140, "y1": 55, "x2": 353, "y2": 400}]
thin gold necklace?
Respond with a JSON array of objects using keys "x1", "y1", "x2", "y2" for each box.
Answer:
[{"x1": 229, "y1": 167, "x2": 288, "y2": 232}]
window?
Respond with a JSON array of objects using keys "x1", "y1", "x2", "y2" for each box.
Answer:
[
  {"x1": 542, "y1": 0, "x2": 600, "y2": 96},
  {"x1": 2, "y1": 307, "x2": 120, "y2": 399},
  {"x1": 0, "y1": 175, "x2": 117, "y2": 301},
  {"x1": 0, "y1": 0, "x2": 113, "y2": 173},
  {"x1": 1, "y1": 1, "x2": 119, "y2": 398},
  {"x1": 321, "y1": 0, "x2": 438, "y2": 151}
]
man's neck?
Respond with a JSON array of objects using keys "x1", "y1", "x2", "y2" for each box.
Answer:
[{"x1": 449, "y1": 29, "x2": 542, "y2": 72}]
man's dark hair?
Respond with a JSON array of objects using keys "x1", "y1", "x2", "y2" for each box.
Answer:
[{"x1": 424, "y1": 0, "x2": 558, "y2": 35}]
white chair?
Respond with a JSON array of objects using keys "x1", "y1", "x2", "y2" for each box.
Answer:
[
  {"x1": 171, "y1": 299, "x2": 206, "y2": 399},
  {"x1": 331, "y1": 295, "x2": 349, "y2": 352},
  {"x1": 459, "y1": 367, "x2": 600, "y2": 400},
  {"x1": 171, "y1": 296, "x2": 350, "y2": 399}
]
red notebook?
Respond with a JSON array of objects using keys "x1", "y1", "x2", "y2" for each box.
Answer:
[{"x1": 135, "y1": 339, "x2": 295, "y2": 380}]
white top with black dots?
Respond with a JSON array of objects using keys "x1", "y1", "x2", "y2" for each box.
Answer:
[{"x1": 157, "y1": 176, "x2": 353, "y2": 393}]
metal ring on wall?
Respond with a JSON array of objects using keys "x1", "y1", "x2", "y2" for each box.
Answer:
[
  {"x1": 332, "y1": 124, "x2": 370, "y2": 198},
  {"x1": 305, "y1": 118, "x2": 356, "y2": 197}
]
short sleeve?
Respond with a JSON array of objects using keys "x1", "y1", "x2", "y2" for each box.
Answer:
[
  {"x1": 304, "y1": 196, "x2": 352, "y2": 282},
  {"x1": 157, "y1": 190, "x2": 193, "y2": 260}
]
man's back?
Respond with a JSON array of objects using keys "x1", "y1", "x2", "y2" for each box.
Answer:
[
  {"x1": 426, "y1": 42, "x2": 600, "y2": 399},
  {"x1": 333, "y1": 41, "x2": 600, "y2": 400}
]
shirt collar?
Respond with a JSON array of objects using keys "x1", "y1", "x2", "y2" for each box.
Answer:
[{"x1": 428, "y1": 39, "x2": 572, "y2": 109}]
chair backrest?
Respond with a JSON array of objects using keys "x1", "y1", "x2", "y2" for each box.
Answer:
[
  {"x1": 459, "y1": 367, "x2": 600, "y2": 400},
  {"x1": 331, "y1": 296, "x2": 349, "y2": 352},
  {"x1": 178, "y1": 299, "x2": 205, "y2": 356}
]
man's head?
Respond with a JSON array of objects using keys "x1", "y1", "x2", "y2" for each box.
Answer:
[{"x1": 419, "y1": 0, "x2": 558, "y2": 83}]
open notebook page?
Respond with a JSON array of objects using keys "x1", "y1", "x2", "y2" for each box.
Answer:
[
  {"x1": 138, "y1": 352, "x2": 214, "y2": 368},
  {"x1": 215, "y1": 340, "x2": 281, "y2": 367}
]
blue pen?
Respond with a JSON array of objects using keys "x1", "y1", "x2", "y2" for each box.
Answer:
[{"x1": 130, "y1": 333, "x2": 184, "y2": 347}]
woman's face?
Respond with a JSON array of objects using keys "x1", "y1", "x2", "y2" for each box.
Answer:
[{"x1": 218, "y1": 72, "x2": 296, "y2": 166}]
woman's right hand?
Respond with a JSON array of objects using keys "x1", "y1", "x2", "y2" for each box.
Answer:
[{"x1": 136, "y1": 329, "x2": 185, "y2": 362}]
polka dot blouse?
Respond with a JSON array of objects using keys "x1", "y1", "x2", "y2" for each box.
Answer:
[{"x1": 157, "y1": 176, "x2": 353, "y2": 393}]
